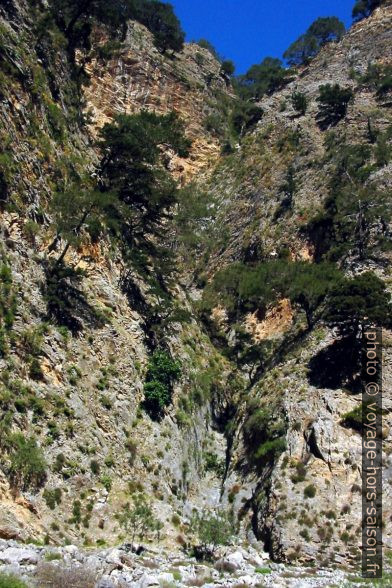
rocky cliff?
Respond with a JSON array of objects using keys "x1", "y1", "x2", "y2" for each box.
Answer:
[{"x1": 0, "y1": 0, "x2": 391, "y2": 585}]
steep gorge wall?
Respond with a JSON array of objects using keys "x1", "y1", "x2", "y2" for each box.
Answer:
[
  {"x1": 0, "y1": 0, "x2": 391, "y2": 568},
  {"x1": 0, "y1": 0, "x2": 240, "y2": 550},
  {"x1": 194, "y1": 2, "x2": 392, "y2": 565}
]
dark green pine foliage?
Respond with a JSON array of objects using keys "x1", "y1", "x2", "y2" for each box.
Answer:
[
  {"x1": 324, "y1": 272, "x2": 391, "y2": 339},
  {"x1": 8, "y1": 434, "x2": 47, "y2": 491},
  {"x1": 235, "y1": 57, "x2": 292, "y2": 101},
  {"x1": 49, "y1": 0, "x2": 185, "y2": 57},
  {"x1": 284, "y1": 17, "x2": 345, "y2": 66},
  {"x1": 316, "y1": 84, "x2": 354, "y2": 129},
  {"x1": 231, "y1": 103, "x2": 264, "y2": 136},
  {"x1": 352, "y1": 0, "x2": 382, "y2": 21},
  {"x1": 99, "y1": 110, "x2": 191, "y2": 247},
  {"x1": 134, "y1": 0, "x2": 185, "y2": 53},
  {"x1": 221, "y1": 60, "x2": 235, "y2": 77},
  {"x1": 196, "y1": 39, "x2": 221, "y2": 60},
  {"x1": 243, "y1": 399, "x2": 287, "y2": 468},
  {"x1": 201, "y1": 260, "x2": 343, "y2": 330},
  {"x1": 290, "y1": 91, "x2": 308, "y2": 116},
  {"x1": 50, "y1": 187, "x2": 121, "y2": 265}
]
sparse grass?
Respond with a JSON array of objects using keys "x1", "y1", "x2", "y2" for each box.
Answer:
[
  {"x1": 255, "y1": 567, "x2": 271, "y2": 574},
  {"x1": 34, "y1": 562, "x2": 97, "y2": 587},
  {"x1": 44, "y1": 551, "x2": 62, "y2": 561}
]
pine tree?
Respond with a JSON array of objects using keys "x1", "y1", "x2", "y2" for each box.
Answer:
[
  {"x1": 284, "y1": 17, "x2": 345, "y2": 66},
  {"x1": 50, "y1": 187, "x2": 121, "y2": 265},
  {"x1": 324, "y1": 273, "x2": 391, "y2": 338},
  {"x1": 99, "y1": 110, "x2": 190, "y2": 246},
  {"x1": 352, "y1": 0, "x2": 382, "y2": 22},
  {"x1": 236, "y1": 57, "x2": 291, "y2": 100},
  {"x1": 316, "y1": 84, "x2": 353, "y2": 129}
]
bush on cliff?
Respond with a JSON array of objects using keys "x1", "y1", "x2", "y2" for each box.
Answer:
[
  {"x1": 8, "y1": 433, "x2": 47, "y2": 491},
  {"x1": 142, "y1": 350, "x2": 181, "y2": 419},
  {"x1": 134, "y1": 0, "x2": 185, "y2": 53},
  {"x1": 316, "y1": 84, "x2": 353, "y2": 129}
]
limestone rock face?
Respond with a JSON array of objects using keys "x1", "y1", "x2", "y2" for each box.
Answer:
[
  {"x1": 0, "y1": 0, "x2": 391, "y2": 573},
  {"x1": 84, "y1": 22, "x2": 233, "y2": 183}
]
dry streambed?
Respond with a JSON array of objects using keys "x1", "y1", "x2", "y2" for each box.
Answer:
[{"x1": 0, "y1": 539, "x2": 387, "y2": 587}]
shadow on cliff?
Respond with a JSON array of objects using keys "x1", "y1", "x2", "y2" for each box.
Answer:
[
  {"x1": 307, "y1": 337, "x2": 362, "y2": 392},
  {"x1": 43, "y1": 262, "x2": 107, "y2": 335}
]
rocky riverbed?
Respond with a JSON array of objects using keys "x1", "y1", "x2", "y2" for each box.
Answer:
[{"x1": 0, "y1": 540, "x2": 386, "y2": 587}]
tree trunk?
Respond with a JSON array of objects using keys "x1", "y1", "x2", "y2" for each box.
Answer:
[{"x1": 55, "y1": 206, "x2": 92, "y2": 266}]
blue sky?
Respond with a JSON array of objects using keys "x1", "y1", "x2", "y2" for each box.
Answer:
[{"x1": 170, "y1": 0, "x2": 355, "y2": 74}]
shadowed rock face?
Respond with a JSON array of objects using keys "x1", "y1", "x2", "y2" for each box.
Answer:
[{"x1": 0, "y1": 0, "x2": 390, "y2": 572}]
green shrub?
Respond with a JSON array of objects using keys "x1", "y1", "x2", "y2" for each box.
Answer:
[
  {"x1": 132, "y1": 1, "x2": 185, "y2": 53},
  {"x1": 204, "y1": 112, "x2": 227, "y2": 138},
  {"x1": 284, "y1": 17, "x2": 345, "y2": 66},
  {"x1": 291, "y1": 461, "x2": 307, "y2": 483},
  {"x1": 71, "y1": 500, "x2": 82, "y2": 524},
  {"x1": 125, "y1": 438, "x2": 137, "y2": 466},
  {"x1": 316, "y1": 84, "x2": 353, "y2": 129},
  {"x1": 47, "y1": 421, "x2": 60, "y2": 440},
  {"x1": 143, "y1": 351, "x2": 181, "y2": 419},
  {"x1": 29, "y1": 357, "x2": 44, "y2": 380},
  {"x1": 53, "y1": 453, "x2": 65, "y2": 473},
  {"x1": 230, "y1": 102, "x2": 263, "y2": 137},
  {"x1": 204, "y1": 452, "x2": 225, "y2": 477},
  {"x1": 191, "y1": 510, "x2": 233, "y2": 559},
  {"x1": 221, "y1": 60, "x2": 235, "y2": 77},
  {"x1": 100, "y1": 395, "x2": 112, "y2": 409},
  {"x1": 340, "y1": 531, "x2": 350, "y2": 543},
  {"x1": 104, "y1": 454, "x2": 114, "y2": 468},
  {"x1": 304, "y1": 484, "x2": 317, "y2": 498},
  {"x1": 255, "y1": 438, "x2": 287, "y2": 460},
  {"x1": 243, "y1": 401, "x2": 286, "y2": 468},
  {"x1": 100, "y1": 474, "x2": 112, "y2": 492},
  {"x1": 43, "y1": 488, "x2": 62, "y2": 510},
  {"x1": 175, "y1": 409, "x2": 191, "y2": 428},
  {"x1": 46, "y1": 102, "x2": 66, "y2": 141},
  {"x1": 0, "y1": 263, "x2": 17, "y2": 355},
  {"x1": 255, "y1": 567, "x2": 271, "y2": 574},
  {"x1": 117, "y1": 493, "x2": 157, "y2": 544},
  {"x1": 143, "y1": 380, "x2": 170, "y2": 416},
  {"x1": 235, "y1": 57, "x2": 292, "y2": 100},
  {"x1": 8, "y1": 434, "x2": 47, "y2": 490},
  {"x1": 340, "y1": 403, "x2": 378, "y2": 433},
  {"x1": 324, "y1": 273, "x2": 391, "y2": 339},
  {"x1": 202, "y1": 259, "x2": 341, "y2": 330},
  {"x1": 290, "y1": 91, "x2": 308, "y2": 115},
  {"x1": 96, "y1": 40, "x2": 123, "y2": 60},
  {"x1": 0, "y1": 152, "x2": 17, "y2": 202},
  {"x1": 0, "y1": 572, "x2": 27, "y2": 588},
  {"x1": 196, "y1": 39, "x2": 221, "y2": 60}
]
